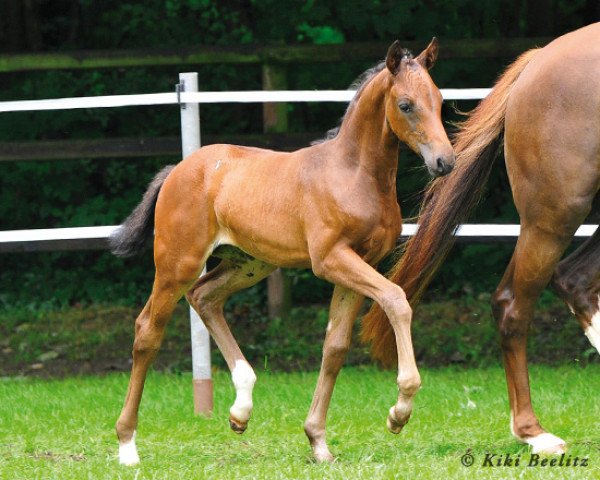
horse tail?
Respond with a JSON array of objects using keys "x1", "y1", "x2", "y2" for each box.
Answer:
[
  {"x1": 109, "y1": 165, "x2": 175, "y2": 257},
  {"x1": 361, "y1": 48, "x2": 539, "y2": 367}
]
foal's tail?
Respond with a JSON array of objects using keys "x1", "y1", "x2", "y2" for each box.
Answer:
[
  {"x1": 109, "y1": 165, "x2": 175, "y2": 257},
  {"x1": 361, "y1": 49, "x2": 539, "y2": 367}
]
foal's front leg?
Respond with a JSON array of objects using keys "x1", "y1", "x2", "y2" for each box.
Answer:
[
  {"x1": 309, "y1": 245, "x2": 421, "y2": 458},
  {"x1": 304, "y1": 285, "x2": 364, "y2": 462}
]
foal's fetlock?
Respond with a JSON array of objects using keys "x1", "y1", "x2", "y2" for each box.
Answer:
[
  {"x1": 304, "y1": 423, "x2": 334, "y2": 463},
  {"x1": 386, "y1": 404, "x2": 412, "y2": 434}
]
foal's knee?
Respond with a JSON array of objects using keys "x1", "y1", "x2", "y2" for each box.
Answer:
[
  {"x1": 132, "y1": 325, "x2": 163, "y2": 357},
  {"x1": 381, "y1": 288, "x2": 412, "y2": 326},
  {"x1": 322, "y1": 341, "x2": 350, "y2": 374}
]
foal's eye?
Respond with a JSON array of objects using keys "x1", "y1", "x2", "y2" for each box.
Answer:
[{"x1": 399, "y1": 102, "x2": 412, "y2": 113}]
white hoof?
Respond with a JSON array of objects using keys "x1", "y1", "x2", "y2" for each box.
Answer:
[
  {"x1": 526, "y1": 433, "x2": 566, "y2": 454},
  {"x1": 119, "y1": 431, "x2": 140, "y2": 466}
]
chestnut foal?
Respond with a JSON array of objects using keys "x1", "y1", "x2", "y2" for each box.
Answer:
[{"x1": 110, "y1": 38, "x2": 453, "y2": 465}]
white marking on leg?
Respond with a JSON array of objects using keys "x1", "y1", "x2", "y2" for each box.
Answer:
[
  {"x1": 230, "y1": 360, "x2": 256, "y2": 423},
  {"x1": 509, "y1": 412, "x2": 516, "y2": 438},
  {"x1": 119, "y1": 430, "x2": 140, "y2": 466},
  {"x1": 526, "y1": 433, "x2": 566, "y2": 454},
  {"x1": 584, "y1": 296, "x2": 600, "y2": 354},
  {"x1": 510, "y1": 412, "x2": 565, "y2": 454}
]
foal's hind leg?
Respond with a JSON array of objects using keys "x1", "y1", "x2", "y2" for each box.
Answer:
[
  {"x1": 116, "y1": 268, "x2": 200, "y2": 465},
  {"x1": 552, "y1": 224, "x2": 600, "y2": 353},
  {"x1": 304, "y1": 285, "x2": 364, "y2": 462},
  {"x1": 186, "y1": 256, "x2": 275, "y2": 433}
]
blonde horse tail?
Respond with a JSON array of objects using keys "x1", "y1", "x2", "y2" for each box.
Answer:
[
  {"x1": 361, "y1": 48, "x2": 540, "y2": 367},
  {"x1": 109, "y1": 165, "x2": 175, "y2": 257}
]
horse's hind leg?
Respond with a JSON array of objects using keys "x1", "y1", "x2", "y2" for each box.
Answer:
[
  {"x1": 186, "y1": 255, "x2": 275, "y2": 433},
  {"x1": 491, "y1": 221, "x2": 579, "y2": 455},
  {"x1": 552, "y1": 223, "x2": 600, "y2": 353},
  {"x1": 304, "y1": 285, "x2": 364, "y2": 462}
]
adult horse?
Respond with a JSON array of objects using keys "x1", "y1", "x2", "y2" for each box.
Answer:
[
  {"x1": 362, "y1": 23, "x2": 600, "y2": 454},
  {"x1": 110, "y1": 38, "x2": 454, "y2": 465}
]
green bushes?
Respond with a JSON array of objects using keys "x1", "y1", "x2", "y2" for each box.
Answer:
[{"x1": 1, "y1": 293, "x2": 596, "y2": 378}]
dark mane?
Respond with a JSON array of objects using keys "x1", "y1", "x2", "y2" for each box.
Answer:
[{"x1": 312, "y1": 49, "x2": 413, "y2": 145}]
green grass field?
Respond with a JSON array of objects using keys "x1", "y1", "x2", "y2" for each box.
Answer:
[{"x1": 1, "y1": 366, "x2": 599, "y2": 479}]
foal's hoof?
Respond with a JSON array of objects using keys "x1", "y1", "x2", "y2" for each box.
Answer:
[
  {"x1": 229, "y1": 415, "x2": 248, "y2": 434},
  {"x1": 313, "y1": 448, "x2": 335, "y2": 463},
  {"x1": 386, "y1": 406, "x2": 409, "y2": 434}
]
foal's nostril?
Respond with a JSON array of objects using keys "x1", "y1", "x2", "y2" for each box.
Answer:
[
  {"x1": 436, "y1": 157, "x2": 444, "y2": 171},
  {"x1": 435, "y1": 157, "x2": 454, "y2": 175}
]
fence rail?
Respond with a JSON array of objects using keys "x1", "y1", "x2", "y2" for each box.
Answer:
[
  {"x1": 1, "y1": 224, "x2": 598, "y2": 254},
  {"x1": 0, "y1": 86, "x2": 597, "y2": 252},
  {"x1": 0, "y1": 88, "x2": 491, "y2": 113}
]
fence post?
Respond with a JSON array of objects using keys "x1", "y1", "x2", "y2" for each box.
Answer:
[
  {"x1": 262, "y1": 64, "x2": 292, "y2": 320},
  {"x1": 178, "y1": 72, "x2": 213, "y2": 416}
]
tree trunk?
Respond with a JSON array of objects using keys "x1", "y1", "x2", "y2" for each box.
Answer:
[
  {"x1": 526, "y1": 0, "x2": 555, "y2": 36},
  {"x1": 5, "y1": 0, "x2": 24, "y2": 52}
]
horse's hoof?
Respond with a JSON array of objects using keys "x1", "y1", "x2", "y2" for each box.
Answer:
[
  {"x1": 386, "y1": 406, "x2": 408, "y2": 434},
  {"x1": 229, "y1": 415, "x2": 248, "y2": 434},
  {"x1": 527, "y1": 433, "x2": 566, "y2": 454}
]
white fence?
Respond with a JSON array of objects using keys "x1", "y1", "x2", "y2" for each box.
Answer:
[{"x1": 1, "y1": 76, "x2": 597, "y2": 414}]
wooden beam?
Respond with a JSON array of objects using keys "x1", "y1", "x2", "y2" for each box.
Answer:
[
  {"x1": 0, "y1": 38, "x2": 552, "y2": 73},
  {"x1": 0, "y1": 133, "x2": 321, "y2": 161},
  {"x1": 262, "y1": 64, "x2": 292, "y2": 320}
]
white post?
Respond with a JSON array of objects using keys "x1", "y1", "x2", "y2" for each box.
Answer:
[{"x1": 178, "y1": 72, "x2": 213, "y2": 416}]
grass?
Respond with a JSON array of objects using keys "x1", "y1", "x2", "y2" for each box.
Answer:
[{"x1": 1, "y1": 365, "x2": 599, "y2": 479}]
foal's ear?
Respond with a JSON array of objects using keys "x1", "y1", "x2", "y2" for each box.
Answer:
[
  {"x1": 416, "y1": 37, "x2": 438, "y2": 70},
  {"x1": 386, "y1": 40, "x2": 406, "y2": 75}
]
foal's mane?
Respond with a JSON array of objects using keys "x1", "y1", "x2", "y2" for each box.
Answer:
[{"x1": 312, "y1": 48, "x2": 413, "y2": 145}]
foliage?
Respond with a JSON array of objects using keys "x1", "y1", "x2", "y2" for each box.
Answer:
[
  {"x1": 1, "y1": 294, "x2": 598, "y2": 378},
  {"x1": 0, "y1": 2, "x2": 597, "y2": 309}
]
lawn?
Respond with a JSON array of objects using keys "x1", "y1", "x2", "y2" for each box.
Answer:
[{"x1": 1, "y1": 365, "x2": 599, "y2": 479}]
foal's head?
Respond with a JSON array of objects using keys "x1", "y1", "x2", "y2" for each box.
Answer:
[{"x1": 384, "y1": 38, "x2": 454, "y2": 176}]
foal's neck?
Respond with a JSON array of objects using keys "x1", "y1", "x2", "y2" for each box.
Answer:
[{"x1": 336, "y1": 70, "x2": 400, "y2": 193}]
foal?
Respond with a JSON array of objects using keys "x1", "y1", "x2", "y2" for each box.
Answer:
[{"x1": 111, "y1": 38, "x2": 453, "y2": 464}]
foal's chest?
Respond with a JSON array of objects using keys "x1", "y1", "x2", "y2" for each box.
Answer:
[{"x1": 353, "y1": 200, "x2": 401, "y2": 264}]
